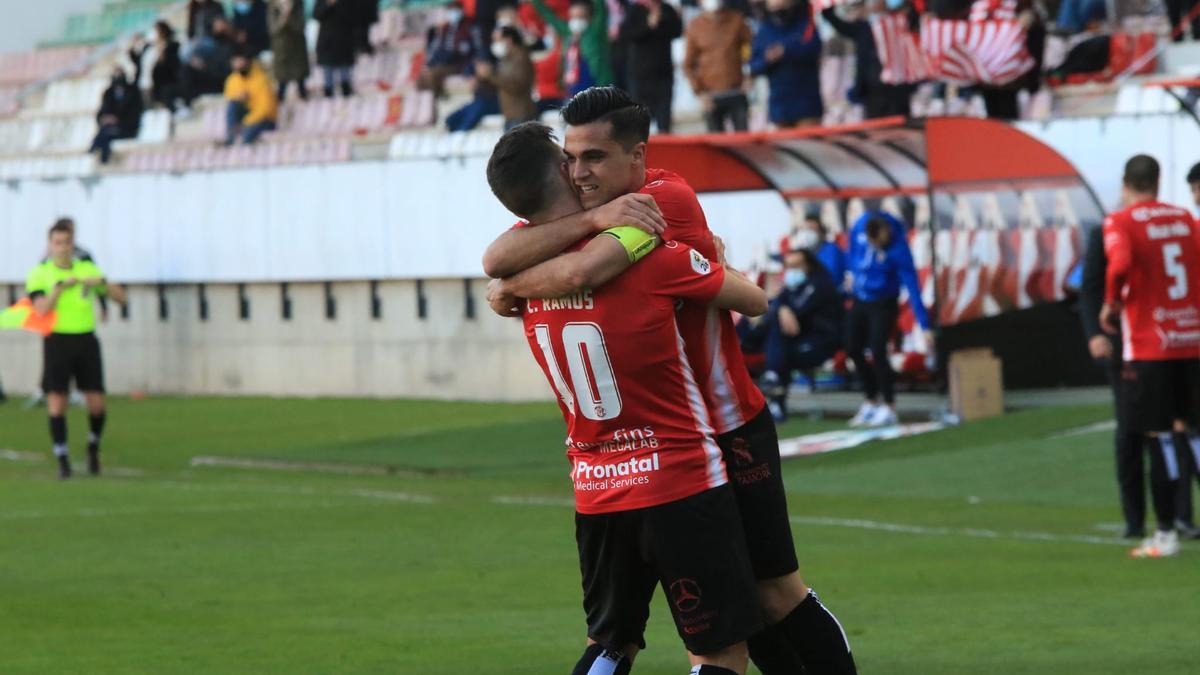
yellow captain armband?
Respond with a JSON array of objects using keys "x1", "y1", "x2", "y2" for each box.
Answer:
[{"x1": 600, "y1": 226, "x2": 658, "y2": 264}]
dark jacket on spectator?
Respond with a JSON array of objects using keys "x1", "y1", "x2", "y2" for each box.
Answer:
[
  {"x1": 424, "y1": 19, "x2": 479, "y2": 68},
  {"x1": 1079, "y1": 225, "x2": 1108, "y2": 341},
  {"x1": 314, "y1": 0, "x2": 358, "y2": 67},
  {"x1": 151, "y1": 39, "x2": 182, "y2": 92},
  {"x1": 821, "y1": 8, "x2": 879, "y2": 104},
  {"x1": 769, "y1": 261, "x2": 844, "y2": 342},
  {"x1": 98, "y1": 75, "x2": 144, "y2": 138},
  {"x1": 188, "y1": 0, "x2": 227, "y2": 40},
  {"x1": 232, "y1": 0, "x2": 271, "y2": 55},
  {"x1": 191, "y1": 32, "x2": 234, "y2": 83},
  {"x1": 269, "y1": 0, "x2": 311, "y2": 82},
  {"x1": 750, "y1": 9, "x2": 823, "y2": 124},
  {"x1": 620, "y1": 1, "x2": 683, "y2": 88}
]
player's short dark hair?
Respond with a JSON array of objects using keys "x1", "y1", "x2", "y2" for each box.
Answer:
[
  {"x1": 497, "y1": 25, "x2": 523, "y2": 46},
  {"x1": 866, "y1": 214, "x2": 892, "y2": 242},
  {"x1": 49, "y1": 218, "x2": 74, "y2": 238},
  {"x1": 560, "y1": 87, "x2": 651, "y2": 151},
  {"x1": 1187, "y1": 162, "x2": 1200, "y2": 185},
  {"x1": 1123, "y1": 154, "x2": 1160, "y2": 193},
  {"x1": 486, "y1": 122, "x2": 565, "y2": 218}
]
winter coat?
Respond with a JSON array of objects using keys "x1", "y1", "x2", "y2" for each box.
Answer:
[
  {"x1": 479, "y1": 49, "x2": 537, "y2": 123},
  {"x1": 749, "y1": 11, "x2": 823, "y2": 124},
  {"x1": 188, "y1": 0, "x2": 226, "y2": 40},
  {"x1": 313, "y1": 0, "x2": 357, "y2": 67},
  {"x1": 232, "y1": 0, "x2": 271, "y2": 55},
  {"x1": 684, "y1": 9, "x2": 752, "y2": 94},
  {"x1": 620, "y1": 1, "x2": 683, "y2": 89},
  {"x1": 269, "y1": 0, "x2": 311, "y2": 82},
  {"x1": 97, "y1": 77, "x2": 143, "y2": 138}
]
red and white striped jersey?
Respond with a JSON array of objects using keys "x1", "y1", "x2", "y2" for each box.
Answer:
[
  {"x1": 921, "y1": 16, "x2": 1035, "y2": 85},
  {"x1": 871, "y1": 13, "x2": 932, "y2": 85},
  {"x1": 1103, "y1": 200, "x2": 1200, "y2": 362},
  {"x1": 641, "y1": 169, "x2": 767, "y2": 434},
  {"x1": 521, "y1": 238, "x2": 730, "y2": 514},
  {"x1": 969, "y1": 0, "x2": 1021, "y2": 21}
]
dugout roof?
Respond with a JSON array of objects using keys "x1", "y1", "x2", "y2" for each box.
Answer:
[{"x1": 646, "y1": 116, "x2": 1101, "y2": 209}]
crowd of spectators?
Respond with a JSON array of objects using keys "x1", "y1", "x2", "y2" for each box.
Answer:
[{"x1": 87, "y1": 0, "x2": 1197, "y2": 163}]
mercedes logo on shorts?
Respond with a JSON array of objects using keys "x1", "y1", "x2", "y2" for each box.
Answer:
[{"x1": 669, "y1": 578, "x2": 703, "y2": 613}]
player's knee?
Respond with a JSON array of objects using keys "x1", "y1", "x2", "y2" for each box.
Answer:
[
  {"x1": 690, "y1": 640, "x2": 749, "y2": 673},
  {"x1": 756, "y1": 572, "x2": 809, "y2": 624}
]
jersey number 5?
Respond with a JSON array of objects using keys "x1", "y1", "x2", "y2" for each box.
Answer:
[
  {"x1": 534, "y1": 322, "x2": 623, "y2": 421},
  {"x1": 1163, "y1": 243, "x2": 1188, "y2": 301}
]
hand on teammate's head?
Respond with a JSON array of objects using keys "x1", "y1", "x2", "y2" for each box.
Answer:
[{"x1": 590, "y1": 193, "x2": 665, "y2": 235}]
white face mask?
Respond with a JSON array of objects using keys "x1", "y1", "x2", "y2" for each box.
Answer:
[
  {"x1": 791, "y1": 228, "x2": 821, "y2": 251},
  {"x1": 702, "y1": 0, "x2": 722, "y2": 12},
  {"x1": 568, "y1": 18, "x2": 588, "y2": 35},
  {"x1": 491, "y1": 41, "x2": 509, "y2": 59},
  {"x1": 446, "y1": 9, "x2": 463, "y2": 23}
]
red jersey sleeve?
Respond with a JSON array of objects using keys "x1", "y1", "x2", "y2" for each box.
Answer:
[
  {"x1": 644, "y1": 241, "x2": 726, "y2": 304},
  {"x1": 640, "y1": 172, "x2": 715, "y2": 256},
  {"x1": 1102, "y1": 214, "x2": 1132, "y2": 305}
]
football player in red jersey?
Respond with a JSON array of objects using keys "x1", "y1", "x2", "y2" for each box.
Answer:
[
  {"x1": 484, "y1": 88, "x2": 856, "y2": 675},
  {"x1": 1100, "y1": 154, "x2": 1200, "y2": 559},
  {"x1": 487, "y1": 122, "x2": 773, "y2": 675}
]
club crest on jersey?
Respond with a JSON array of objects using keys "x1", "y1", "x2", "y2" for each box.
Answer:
[{"x1": 690, "y1": 250, "x2": 712, "y2": 275}]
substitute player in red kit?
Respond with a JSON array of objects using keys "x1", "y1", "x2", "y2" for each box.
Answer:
[
  {"x1": 485, "y1": 88, "x2": 856, "y2": 675},
  {"x1": 1101, "y1": 154, "x2": 1200, "y2": 559},
  {"x1": 486, "y1": 121, "x2": 771, "y2": 675}
]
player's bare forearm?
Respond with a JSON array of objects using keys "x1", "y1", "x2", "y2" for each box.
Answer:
[
  {"x1": 713, "y1": 269, "x2": 768, "y2": 317},
  {"x1": 482, "y1": 216, "x2": 593, "y2": 279},
  {"x1": 105, "y1": 283, "x2": 128, "y2": 305},
  {"x1": 500, "y1": 236, "x2": 632, "y2": 299}
]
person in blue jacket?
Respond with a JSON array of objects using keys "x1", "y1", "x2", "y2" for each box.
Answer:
[
  {"x1": 750, "y1": 0, "x2": 823, "y2": 128},
  {"x1": 845, "y1": 211, "x2": 931, "y2": 428},
  {"x1": 792, "y1": 213, "x2": 847, "y2": 293},
  {"x1": 759, "y1": 247, "x2": 845, "y2": 422}
]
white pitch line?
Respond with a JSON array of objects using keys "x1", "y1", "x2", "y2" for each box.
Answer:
[
  {"x1": 190, "y1": 455, "x2": 395, "y2": 476},
  {"x1": 147, "y1": 478, "x2": 437, "y2": 505},
  {"x1": 788, "y1": 515, "x2": 1130, "y2": 547},
  {"x1": 492, "y1": 495, "x2": 575, "y2": 508}
]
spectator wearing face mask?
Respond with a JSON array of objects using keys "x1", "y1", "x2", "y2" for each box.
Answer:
[
  {"x1": 620, "y1": 0, "x2": 683, "y2": 133},
  {"x1": 418, "y1": 2, "x2": 480, "y2": 99},
  {"x1": 231, "y1": 0, "x2": 270, "y2": 56},
  {"x1": 755, "y1": 248, "x2": 845, "y2": 422},
  {"x1": 685, "y1": 0, "x2": 753, "y2": 132},
  {"x1": 750, "y1": 0, "x2": 824, "y2": 128},
  {"x1": 533, "y1": 0, "x2": 615, "y2": 96},
  {"x1": 477, "y1": 26, "x2": 538, "y2": 129},
  {"x1": 314, "y1": 0, "x2": 358, "y2": 98},
  {"x1": 90, "y1": 65, "x2": 144, "y2": 164},
  {"x1": 188, "y1": 0, "x2": 227, "y2": 41},
  {"x1": 223, "y1": 50, "x2": 278, "y2": 145},
  {"x1": 787, "y1": 214, "x2": 847, "y2": 292}
]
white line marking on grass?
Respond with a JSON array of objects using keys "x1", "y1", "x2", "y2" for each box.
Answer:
[
  {"x1": 148, "y1": 479, "x2": 437, "y2": 505},
  {"x1": 1048, "y1": 420, "x2": 1117, "y2": 439},
  {"x1": 492, "y1": 495, "x2": 575, "y2": 508},
  {"x1": 788, "y1": 516, "x2": 1129, "y2": 547},
  {"x1": 190, "y1": 456, "x2": 394, "y2": 476},
  {"x1": 1, "y1": 449, "x2": 44, "y2": 462}
]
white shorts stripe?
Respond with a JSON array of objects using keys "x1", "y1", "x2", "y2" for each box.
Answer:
[
  {"x1": 675, "y1": 322, "x2": 727, "y2": 489},
  {"x1": 706, "y1": 309, "x2": 747, "y2": 434}
]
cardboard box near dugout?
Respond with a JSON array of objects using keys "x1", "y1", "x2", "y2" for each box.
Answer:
[{"x1": 948, "y1": 348, "x2": 1004, "y2": 422}]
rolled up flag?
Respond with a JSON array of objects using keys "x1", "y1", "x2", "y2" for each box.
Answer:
[{"x1": 0, "y1": 298, "x2": 55, "y2": 336}]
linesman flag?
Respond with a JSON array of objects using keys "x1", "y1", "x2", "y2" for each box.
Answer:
[{"x1": 0, "y1": 298, "x2": 55, "y2": 336}]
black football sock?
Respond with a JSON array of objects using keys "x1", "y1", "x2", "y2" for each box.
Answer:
[
  {"x1": 87, "y1": 413, "x2": 106, "y2": 452},
  {"x1": 747, "y1": 626, "x2": 805, "y2": 674},
  {"x1": 49, "y1": 415, "x2": 68, "y2": 457},
  {"x1": 572, "y1": 643, "x2": 632, "y2": 675},
  {"x1": 776, "y1": 590, "x2": 858, "y2": 675},
  {"x1": 688, "y1": 666, "x2": 738, "y2": 675}
]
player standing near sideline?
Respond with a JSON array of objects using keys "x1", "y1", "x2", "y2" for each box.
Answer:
[
  {"x1": 487, "y1": 122, "x2": 771, "y2": 675},
  {"x1": 484, "y1": 88, "x2": 856, "y2": 675},
  {"x1": 26, "y1": 220, "x2": 127, "y2": 478},
  {"x1": 1100, "y1": 155, "x2": 1200, "y2": 558}
]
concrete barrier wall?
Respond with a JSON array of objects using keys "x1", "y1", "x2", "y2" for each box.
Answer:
[{"x1": 0, "y1": 280, "x2": 552, "y2": 401}]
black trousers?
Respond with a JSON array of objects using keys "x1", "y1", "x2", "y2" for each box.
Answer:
[
  {"x1": 845, "y1": 298, "x2": 898, "y2": 404},
  {"x1": 1166, "y1": 0, "x2": 1200, "y2": 40},
  {"x1": 863, "y1": 83, "x2": 912, "y2": 119},
  {"x1": 705, "y1": 93, "x2": 749, "y2": 132},
  {"x1": 1106, "y1": 352, "x2": 1146, "y2": 534},
  {"x1": 631, "y1": 79, "x2": 673, "y2": 134}
]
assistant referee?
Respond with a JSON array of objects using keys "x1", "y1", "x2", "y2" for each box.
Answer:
[{"x1": 26, "y1": 219, "x2": 126, "y2": 478}]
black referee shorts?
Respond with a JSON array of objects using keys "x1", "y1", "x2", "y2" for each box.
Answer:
[
  {"x1": 717, "y1": 406, "x2": 800, "y2": 581},
  {"x1": 1120, "y1": 359, "x2": 1200, "y2": 433},
  {"x1": 575, "y1": 485, "x2": 763, "y2": 656},
  {"x1": 42, "y1": 332, "x2": 105, "y2": 394}
]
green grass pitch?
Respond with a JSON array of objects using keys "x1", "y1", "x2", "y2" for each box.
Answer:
[{"x1": 1, "y1": 397, "x2": 1197, "y2": 674}]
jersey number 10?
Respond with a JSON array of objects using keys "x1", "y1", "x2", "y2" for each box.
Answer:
[
  {"x1": 534, "y1": 322, "x2": 623, "y2": 421},
  {"x1": 1163, "y1": 242, "x2": 1188, "y2": 301}
]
